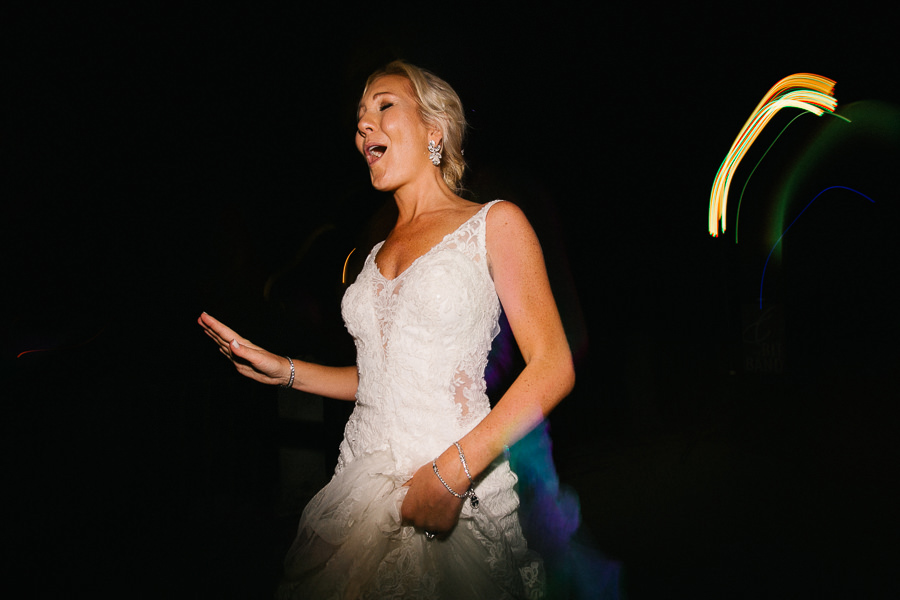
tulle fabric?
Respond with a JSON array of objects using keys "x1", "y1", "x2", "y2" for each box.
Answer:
[
  {"x1": 276, "y1": 450, "x2": 543, "y2": 599},
  {"x1": 277, "y1": 201, "x2": 544, "y2": 598}
]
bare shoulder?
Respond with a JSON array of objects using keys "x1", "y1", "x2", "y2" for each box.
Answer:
[
  {"x1": 486, "y1": 201, "x2": 540, "y2": 253},
  {"x1": 486, "y1": 199, "x2": 528, "y2": 225},
  {"x1": 485, "y1": 201, "x2": 547, "y2": 285}
]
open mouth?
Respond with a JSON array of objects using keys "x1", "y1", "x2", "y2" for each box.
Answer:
[{"x1": 366, "y1": 144, "x2": 387, "y2": 161}]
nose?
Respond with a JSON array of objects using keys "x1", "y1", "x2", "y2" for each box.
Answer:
[{"x1": 357, "y1": 112, "x2": 376, "y2": 138}]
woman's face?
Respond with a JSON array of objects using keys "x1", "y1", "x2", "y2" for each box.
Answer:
[{"x1": 356, "y1": 75, "x2": 438, "y2": 192}]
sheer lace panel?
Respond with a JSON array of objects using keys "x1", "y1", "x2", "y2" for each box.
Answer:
[
  {"x1": 339, "y1": 200, "x2": 503, "y2": 468},
  {"x1": 451, "y1": 368, "x2": 473, "y2": 417},
  {"x1": 284, "y1": 202, "x2": 542, "y2": 598}
]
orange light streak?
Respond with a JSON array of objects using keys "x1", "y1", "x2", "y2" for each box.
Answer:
[
  {"x1": 709, "y1": 73, "x2": 840, "y2": 237},
  {"x1": 342, "y1": 248, "x2": 356, "y2": 284}
]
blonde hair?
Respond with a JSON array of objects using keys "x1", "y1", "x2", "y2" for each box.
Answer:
[{"x1": 363, "y1": 60, "x2": 467, "y2": 192}]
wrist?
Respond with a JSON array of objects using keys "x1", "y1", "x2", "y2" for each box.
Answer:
[
  {"x1": 436, "y1": 448, "x2": 468, "y2": 489},
  {"x1": 433, "y1": 443, "x2": 480, "y2": 509},
  {"x1": 281, "y1": 356, "x2": 295, "y2": 388}
]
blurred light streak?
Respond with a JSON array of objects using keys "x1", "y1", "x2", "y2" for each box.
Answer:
[
  {"x1": 758, "y1": 186, "x2": 875, "y2": 309},
  {"x1": 510, "y1": 421, "x2": 621, "y2": 598},
  {"x1": 734, "y1": 113, "x2": 809, "y2": 244},
  {"x1": 709, "y1": 74, "x2": 845, "y2": 237},
  {"x1": 16, "y1": 325, "x2": 107, "y2": 359},
  {"x1": 769, "y1": 100, "x2": 899, "y2": 260},
  {"x1": 342, "y1": 248, "x2": 355, "y2": 284}
]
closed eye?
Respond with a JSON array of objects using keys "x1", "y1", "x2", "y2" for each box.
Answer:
[{"x1": 379, "y1": 102, "x2": 394, "y2": 112}]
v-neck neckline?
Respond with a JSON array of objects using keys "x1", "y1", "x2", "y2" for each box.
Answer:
[{"x1": 373, "y1": 201, "x2": 495, "y2": 282}]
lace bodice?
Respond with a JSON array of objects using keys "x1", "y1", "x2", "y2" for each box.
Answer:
[
  {"x1": 338, "y1": 201, "x2": 503, "y2": 476},
  {"x1": 279, "y1": 199, "x2": 547, "y2": 599}
]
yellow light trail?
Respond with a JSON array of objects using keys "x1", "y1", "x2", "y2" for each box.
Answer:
[
  {"x1": 708, "y1": 73, "x2": 840, "y2": 237},
  {"x1": 342, "y1": 248, "x2": 356, "y2": 284}
]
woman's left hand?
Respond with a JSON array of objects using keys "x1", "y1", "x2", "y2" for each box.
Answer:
[{"x1": 401, "y1": 451, "x2": 468, "y2": 537}]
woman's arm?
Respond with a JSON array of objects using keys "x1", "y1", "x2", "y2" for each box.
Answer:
[
  {"x1": 460, "y1": 201, "x2": 575, "y2": 469},
  {"x1": 198, "y1": 312, "x2": 359, "y2": 401},
  {"x1": 401, "y1": 201, "x2": 575, "y2": 533}
]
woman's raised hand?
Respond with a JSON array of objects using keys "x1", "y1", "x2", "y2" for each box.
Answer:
[{"x1": 198, "y1": 312, "x2": 291, "y2": 387}]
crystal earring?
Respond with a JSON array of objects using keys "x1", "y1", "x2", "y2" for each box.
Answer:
[{"x1": 428, "y1": 140, "x2": 442, "y2": 166}]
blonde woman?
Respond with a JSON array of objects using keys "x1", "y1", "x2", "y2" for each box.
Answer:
[{"x1": 199, "y1": 60, "x2": 574, "y2": 598}]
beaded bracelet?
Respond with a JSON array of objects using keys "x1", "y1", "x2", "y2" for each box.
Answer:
[
  {"x1": 432, "y1": 443, "x2": 480, "y2": 509},
  {"x1": 454, "y1": 442, "x2": 474, "y2": 482},
  {"x1": 455, "y1": 441, "x2": 480, "y2": 509},
  {"x1": 432, "y1": 460, "x2": 477, "y2": 508},
  {"x1": 281, "y1": 356, "x2": 295, "y2": 389}
]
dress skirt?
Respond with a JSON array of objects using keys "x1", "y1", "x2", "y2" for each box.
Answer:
[{"x1": 276, "y1": 449, "x2": 543, "y2": 599}]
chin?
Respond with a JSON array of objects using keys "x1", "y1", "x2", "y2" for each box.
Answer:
[{"x1": 369, "y1": 175, "x2": 396, "y2": 193}]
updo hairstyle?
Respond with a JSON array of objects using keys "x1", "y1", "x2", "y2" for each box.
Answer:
[{"x1": 363, "y1": 60, "x2": 467, "y2": 193}]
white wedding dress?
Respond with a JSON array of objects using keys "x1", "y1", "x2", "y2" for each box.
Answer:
[{"x1": 277, "y1": 200, "x2": 543, "y2": 599}]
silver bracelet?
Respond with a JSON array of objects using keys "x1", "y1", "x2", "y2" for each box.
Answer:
[
  {"x1": 432, "y1": 459, "x2": 479, "y2": 510},
  {"x1": 453, "y1": 442, "x2": 479, "y2": 509},
  {"x1": 281, "y1": 356, "x2": 295, "y2": 389},
  {"x1": 454, "y1": 442, "x2": 474, "y2": 482},
  {"x1": 432, "y1": 460, "x2": 467, "y2": 499}
]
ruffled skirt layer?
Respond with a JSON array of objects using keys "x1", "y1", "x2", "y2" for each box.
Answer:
[{"x1": 276, "y1": 450, "x2": 543, "y2": 599}]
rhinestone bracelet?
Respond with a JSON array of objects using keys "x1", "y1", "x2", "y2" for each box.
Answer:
[
  {"x1": 453, "y1": 442, "x2": 479, "y2": 508},
  {"x1": 281, "y1": 356, "x2": 295, "y2": 389},
  {"x1": 432, "y1": 460, "x2": 478, "y2": 509}
]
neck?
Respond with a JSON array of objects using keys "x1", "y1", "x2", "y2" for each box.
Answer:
[{"x1": 391, "y1": 171, "x2": 460, "y2": 223}]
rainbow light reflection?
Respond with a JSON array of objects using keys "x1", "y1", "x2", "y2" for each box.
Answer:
[{"x1": 709, "y1": 74, "x2": 840, "y2": 237}]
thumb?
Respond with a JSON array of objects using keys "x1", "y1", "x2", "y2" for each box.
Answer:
[
  {"x1": 231, "y1": 338, "x2": 252, "y2": 359},
  {"x1": 230, "y1": 338, "x2": 263, "y2": 368}
]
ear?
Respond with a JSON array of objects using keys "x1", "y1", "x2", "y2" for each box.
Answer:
[{"x1": 428, "y1": 125, "x2": 444, "y2": 147}]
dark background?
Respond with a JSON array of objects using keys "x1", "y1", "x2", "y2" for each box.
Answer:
[{"x1": 5, "y1": 4, "x2": 898, "y2": 598}]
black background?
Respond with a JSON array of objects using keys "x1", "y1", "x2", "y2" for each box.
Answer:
[{"x1": 5, "y1": 3, "x2": 899, "y2": 598}]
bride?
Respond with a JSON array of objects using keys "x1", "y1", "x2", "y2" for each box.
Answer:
[{"x1": 199, "y1": 60, "x2": 574, "y2": 599}]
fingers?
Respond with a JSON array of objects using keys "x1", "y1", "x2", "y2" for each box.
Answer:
[
  {"x1": 228, "y1": 337, "x2": 257, "y2": 364},
  {"x1": 202, "y1": 328, "x2": 229, "y2": 352},
  {"x1": 198, "y1": 312, "x2": 239, "y2": 344},
  {"x1": 199, "y1": 313, "x2": 253, "y2": 368},
  {"x1": 198, "y1": 312, "x2": 259, "y2": 350},
  {"x1": 198, "y1": 312, "x2": 240, "y2": 345},
  {"x1": 399, "y1": 464, "x2": 464, "y2": 535},
  {"x1": 198, "y1": 312, "x2": 284, "y2": 385}
]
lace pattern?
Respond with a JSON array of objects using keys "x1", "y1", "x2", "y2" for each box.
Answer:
[
  {"x1": 278, "y1": 201, "x2": 543, "y2": 599},
  {"x1": 339, "y1": 200, "x2": 502, "y2": 475}
]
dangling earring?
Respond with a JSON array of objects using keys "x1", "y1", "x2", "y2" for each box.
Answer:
[{"x1": 428, "y1": 140, "x2": 442, "y2": 166}]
